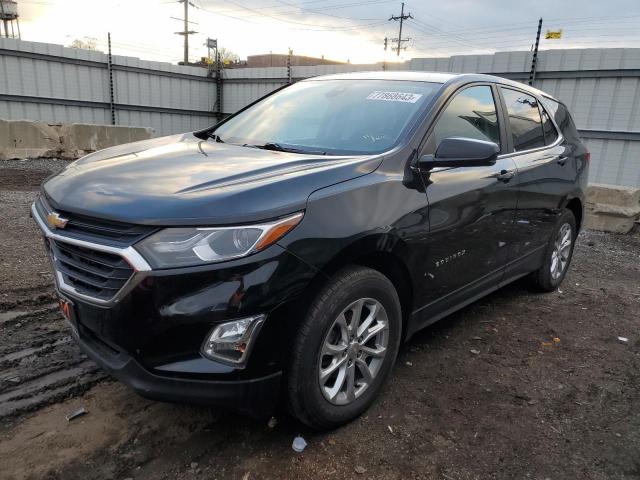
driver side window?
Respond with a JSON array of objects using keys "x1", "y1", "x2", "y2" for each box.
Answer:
[{"x1": 430, "y1": 85, "x2": 500, "y2": 152}]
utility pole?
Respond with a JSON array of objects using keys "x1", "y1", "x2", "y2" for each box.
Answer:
[
  {"x1": 389, "y1": 2, "x2": 412, "y2": 57},
  {"x1": 287, "y1": 47, "x2": 293, "y2": 84},
  {"x1": 183, "y1": 0, "x2": 189, "y2": 64},
  {"x1": 528, "y1": 17, "x2": 543, "y2": 86},
  {"x1": 174, "y1": 0, "x2": 197, "y2": 64},
  {"x1": 382, "y1": 37, "x2": 388, "y2": 71}
]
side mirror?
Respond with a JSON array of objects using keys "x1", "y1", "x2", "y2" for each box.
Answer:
[{"x1": 419, "y1": 137, "x2": 499, "y2": 169}]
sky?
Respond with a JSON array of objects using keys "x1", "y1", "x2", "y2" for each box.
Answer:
[{"x1": 12, "y1": 0, "x2": 640, "y2": 65}]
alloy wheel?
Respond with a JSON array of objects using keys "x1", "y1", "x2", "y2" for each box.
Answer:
[
  {"x1": 318, "y1": 298, "x2": 389, "y2": 405},
  {"x1": 550, "y1": 222, "x2": 572, "y2": 280}
]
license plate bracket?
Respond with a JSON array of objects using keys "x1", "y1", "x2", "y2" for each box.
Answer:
[{"x1": 58, "y1": 294, "x2": 78, "y2": 338}]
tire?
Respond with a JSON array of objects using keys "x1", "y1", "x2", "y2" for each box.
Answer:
[
  {"x1": 287, "y1": 265, "x2": 402, "y2": 430},
  {"x1": 530, "y1": 208, "x2": 577, "y2": 292}
]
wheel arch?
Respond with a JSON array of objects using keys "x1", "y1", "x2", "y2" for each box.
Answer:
[
  {"x1": 564, "y1": 197, "x2": 583, "y2": 233},
  {"x1": 298, "y1": 234, "x2": 415, "y2": 341}
]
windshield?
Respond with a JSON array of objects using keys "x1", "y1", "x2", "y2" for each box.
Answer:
[{"x1": 212, "y1": 79, "x2": 441, "y2": 155}]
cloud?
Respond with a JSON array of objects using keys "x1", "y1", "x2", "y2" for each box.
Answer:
[{"x1": 15, "y1": 0, "x2": 640, "y2": 64}]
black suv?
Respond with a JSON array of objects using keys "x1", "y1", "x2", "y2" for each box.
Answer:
[{"x1": 34, "y1": 72, "x2": 589, "y2": 429}]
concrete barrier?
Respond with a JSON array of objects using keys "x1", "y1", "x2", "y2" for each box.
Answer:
[
  {"x1": 0, "y1": 120, "x2": 154, "y2": 160},
  {"x1": 58, "y1": 124, "x2": 155, "y2": 158},
  {"x1": 585, "y1": 183, "x2": 640, "y2": 234},
  {"x1": 0, "y1": 119, "x2": 61, "y2": 159}
]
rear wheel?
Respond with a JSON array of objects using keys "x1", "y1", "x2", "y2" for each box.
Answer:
[
  {"x1": 287, "y1": 266, "x2": 402, "y2": 430},
  {"x1": 531, "y1": 209, "x2": 577, "y2": 292}
]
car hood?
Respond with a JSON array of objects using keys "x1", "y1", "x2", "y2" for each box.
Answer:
[{"x1": 42, "y1": 133, "x2": 381, "y2": 225}]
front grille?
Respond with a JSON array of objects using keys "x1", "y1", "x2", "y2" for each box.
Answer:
[
  {"x1": 36, "y1": 196, "x2": 155, "y2": 245},
  {"x1": 49, "y1": 239, "x2": 134, "y2": 301}
]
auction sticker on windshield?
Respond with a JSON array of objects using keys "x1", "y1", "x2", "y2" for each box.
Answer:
[{"x1": 366, "y1": 91, "x2": 423, "y2": 103}]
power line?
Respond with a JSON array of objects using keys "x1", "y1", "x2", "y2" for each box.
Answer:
[
  {"x1": 406, "y1": 26, "x2": 640, "y2": 52},
  {"x1": 273, "y1": 0, "x2": 381, "y2": 21},
  {"x1": 402, "y1": 14, "x2": 640, "y2": 54},
  {"x1": 200, "y1": 0, "x2": 381, "y2": 28},
  {"x1": 407, "y1": 18, "x2": 475, "y2": 49},
  {"x1": 193, "y1": 0, "x2": 389, "y2": 32},
  {"x1": 198, "y1": 0, "x2": 395, "y2": 17}
]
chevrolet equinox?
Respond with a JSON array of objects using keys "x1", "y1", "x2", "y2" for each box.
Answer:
[{"x1": 33, "y1": 72, "x2": 589, "y2": 429}]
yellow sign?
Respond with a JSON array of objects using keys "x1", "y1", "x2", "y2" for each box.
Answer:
[{"x1": 545, "y1": 30, "x2": 563, "y2": 39}]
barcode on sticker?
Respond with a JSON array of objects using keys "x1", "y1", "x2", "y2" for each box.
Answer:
[{"x1": 366, "y1": 91, "x2": 423, "y2": 103}]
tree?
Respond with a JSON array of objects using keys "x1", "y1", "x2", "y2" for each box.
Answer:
[
  {"x1": 218, "y1": 47, "x2": 240, "y2": 65},
  {"x1": 69, "y1": 37, "x2": 98, "y2": 51}
]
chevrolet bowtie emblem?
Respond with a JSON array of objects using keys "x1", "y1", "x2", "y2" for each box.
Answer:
[{"x1": 47, "y1": 212, "x2": 69, "y2": 229}]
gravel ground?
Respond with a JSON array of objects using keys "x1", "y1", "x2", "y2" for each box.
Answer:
[
  {"x1": 0, "y1": 159, "x2": 639, "y2": 480},
  {"x1": 0, "y1": 158, "x2": 68, "y2": 305}
]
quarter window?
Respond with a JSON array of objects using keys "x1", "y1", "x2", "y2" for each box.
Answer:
[
  {"x1": 501, "y1": 88, "x2": 545, "y2": 151},
  {"x1": 433, "y1": 86, "x2": 500, "y2": 147},
  {"x1": 541, "y1": 107, "x2": 559, "y2": 145}
]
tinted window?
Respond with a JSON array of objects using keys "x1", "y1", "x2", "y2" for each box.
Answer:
[
  {"x1": 545, "y1": 99, "x2": 580, "y2": 141},
  {"x1": 213, "y1": 79, "x2": 441, "y2": 155},
  {"x1": 501, "y1": 88, "x2": 545, "y2": 151},
  {"x1": 433, "y1": 85, "x2": 500, "y2": 146},
  {"x1": 540, "y1": 107, "x2": 559, "y2": 145}
]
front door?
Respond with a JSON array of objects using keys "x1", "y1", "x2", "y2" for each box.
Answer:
[{"x1": 412, "y1": 84, "x2": 518, "y2": 327}]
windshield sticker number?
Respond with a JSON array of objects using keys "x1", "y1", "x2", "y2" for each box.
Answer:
[{"x1": 366, "y1": 91, "x2": 423, "y2": 103}]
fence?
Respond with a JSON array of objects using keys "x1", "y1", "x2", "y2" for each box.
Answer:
[
  {"x1": 1, "y1": 37, "x2": 639, "y2": 187},
  {"x1": 0, "y1": 37, "x2": 216, "y2": 137}
]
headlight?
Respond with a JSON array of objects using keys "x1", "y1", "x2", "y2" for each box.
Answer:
[{"x1": 136, "y1": 212, "x2": 303, "y2": 268}]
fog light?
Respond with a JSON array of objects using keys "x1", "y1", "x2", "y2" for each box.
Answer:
[{"x1": 201, "y1": 315, "x2": 266, "y2": 367}]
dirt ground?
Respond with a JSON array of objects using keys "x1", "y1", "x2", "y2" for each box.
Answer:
[{"x1": 0, "y1": 159, "x2": 639, "y2": 480}]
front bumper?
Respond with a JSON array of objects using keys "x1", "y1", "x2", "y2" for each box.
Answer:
[{"x1": 76, "y1": 319, "x2": 281, "y2": 417}]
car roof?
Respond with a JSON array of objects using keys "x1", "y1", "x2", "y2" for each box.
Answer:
[
  {"x1": 303, "y1": 70, "x2": 559, "y2": 102},
  {"x1": 303, "y1": 71, "x2": 458, "y2": 83}
]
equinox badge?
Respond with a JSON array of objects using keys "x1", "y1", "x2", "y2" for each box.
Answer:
[{"x1": 47, "y1": 212, "x2": 69, "y2": 229}]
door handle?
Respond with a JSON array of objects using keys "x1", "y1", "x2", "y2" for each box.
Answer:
[
  {"x1": 556, "y1": 156, "x2": 568, "y2": 166},
  {"x1": 495, "y1": 169, "x2": 515, "y2": 182}
]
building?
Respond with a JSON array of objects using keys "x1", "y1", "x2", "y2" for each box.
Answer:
[{"x1": 233, "y1": 53, "x2": 344, "y2": 68}]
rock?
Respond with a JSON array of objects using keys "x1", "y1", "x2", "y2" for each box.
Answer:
[{"x1": 354, "y1": 466, "x2": 366, "y2": 474}]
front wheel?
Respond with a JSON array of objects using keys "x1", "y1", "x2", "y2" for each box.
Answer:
[
  {"x1": 531, "y1": 209, "x2": 577, "y2": 292},
  {"x1": 287, "y1": 266, "x2": 402, "y2": 430}
]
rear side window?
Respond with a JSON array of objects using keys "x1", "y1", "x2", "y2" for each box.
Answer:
[
  {"x1": 501, "y1": 88, "x2": 545, "y2": 151},
  {"x1": 545, "y1": 98, "x2": 581, "y2": 141},
  {"x1": 433, "y1": 85, "x2": 500, "y2": 147}
]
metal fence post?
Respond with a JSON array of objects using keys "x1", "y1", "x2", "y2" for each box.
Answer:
[{"x1": 107, "y1": 32, "x2": 116, "y2": 125}]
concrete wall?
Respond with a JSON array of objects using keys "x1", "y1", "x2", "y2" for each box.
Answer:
[{"x1": 0, "y1": 119, "x2": 153, "y2": 160}]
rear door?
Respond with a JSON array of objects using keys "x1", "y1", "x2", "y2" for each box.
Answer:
[
  {"x1": 498, "y1": 87, "x2": 577, "y2": 275},
  {"x1": 413, "y1": 83, "x2": 519, "y2": 321}
]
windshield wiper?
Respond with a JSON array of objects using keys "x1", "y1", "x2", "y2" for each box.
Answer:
[
  {"x1": 247, "y1": 142, "x2": 287, "y2": 151},
  {"x1": 245, "y1": 142, "x2": 327, "y2": 155}
]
